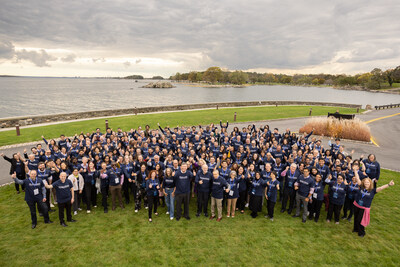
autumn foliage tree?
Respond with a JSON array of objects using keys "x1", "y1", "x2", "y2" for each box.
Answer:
[{"x1": 203, "y1": 67, "x2": 223, "y2": 83}]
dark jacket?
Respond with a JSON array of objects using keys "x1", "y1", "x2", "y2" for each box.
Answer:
[{"x1": 2, "y1": 155, "x2": 26, "y2": 177}]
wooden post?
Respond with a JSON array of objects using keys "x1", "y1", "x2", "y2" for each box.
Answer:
[
  {"x1": 16, "y1": 124, "x2": 20, "y2": 136},
  {"x1": 105, "y1": 120, "x2": 109, "y2": 129},
  {"x1": 309, "y1": 108, "x2": 312, "y2": 116},
  {"x1": 216, "y1": 105, "x2": 219, "y2": 110},
  {"x1": 135, "y1": 107, "x2": 137, "y2": 115},
  {"x1": 234, "y1": 112, "x2": 237, "y2": 121},
  {"x1": 357, "y1": 107, "x2": 359, "y2": 113}
]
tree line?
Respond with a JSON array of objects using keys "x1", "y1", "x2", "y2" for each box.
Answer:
[{"x1": 169, "y1": 66, "x2": 400, "y2": 89}]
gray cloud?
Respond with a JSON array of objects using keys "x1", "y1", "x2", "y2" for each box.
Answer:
[
  {"x1": 92, "y1": 58, "x2": 106, "y2": 63},
  {"x1": 61, "y1": 54, "x2": 76, "y2": 63},
  {"x1": 0, "y1": 0, "x2": 399, "y2": 72},
  {"x1": 135, "y1": 59, "x2": 141, "y2": 64},
  {"x1": 123, "y1": 61, "x2": 131, "y2": 67},
  {"x1": 0, "y1": 40, "x2": 58, "y2": 67},
  {"x1": 0, "y1": 40, "x2": 15, "y2": 59},
  {"x1": 15, "y1": 49, "x2": 57, "y2": 67}
]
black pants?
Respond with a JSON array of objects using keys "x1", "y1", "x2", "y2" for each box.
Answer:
[
  {"x1": 343, "y1": 197, "x2": 354, "y2": 219},
  {"x1": 122, "y1": 181, "x2": 130, "y2": 204},
  {"x1": 101, "y1": 186, "x2": 108, "y2": 210},
  {"x1": 238, "y1": 191, "x2": 246, "y2": 211},
  {"x1": 85, "y1": 183, "x2": 92, "y2": 210},
  {"x1": 281, "y1": 187, "x2": 296, "y2": 212},
  {"x1": 353, "y1": 206, "x2": 366, "y2": 236},
  {"x1": 309, "y1": 198, "x2": 323, "y2": 221},
  {"x1": 175, "y1": 193, "x2": 190, "y2": 219},
  {"x1": 15, "y1": 175, "x2": 25, "y2": 192},
  {"x1": 327, "y1": 203, "x2": 343, "y2": 222},
  {"x1": 267, "y1": 200, "x2": 276, "y2": 218},
  {"x1": 197, "y1": 191, "x2": 209, "y2": 214},
  {"x1": 136, "y1": 188, "x2": 148, "y2": 210},
  {"x1": 58, "y1": 201, "x2": 72, "y2": 223},
  {"x1": 148, "y1": 195, "x2": 159, "y2": 218},
  {"x1": 45, "y1": 188, "x2": 51, "y2": 210},
  {"x1": 91, "y1": 184, "x2": 97, "y2": 206},
  {"x1": 278, "y1": 178, "x2": 283, "y2": 201},
  {"x1": 27, "y1": 200, "x2": 50, "y2": 224}
]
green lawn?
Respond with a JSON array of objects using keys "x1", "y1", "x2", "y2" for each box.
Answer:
[
  {"x1": 0, "y1": 169, "x2": 398, "y2": 266},
  {"x1": 0, "y1": 106, "x2": 360, "y2": 146},
  {"x1": 380, "y1": 82, "x2": 400, "y2": 89}
]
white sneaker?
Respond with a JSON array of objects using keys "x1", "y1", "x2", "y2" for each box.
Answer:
[
  {"x1": 166, "y1": 211, "x2": 170, "y2": 215},
  {"x1": 245, "y1": 203, "x2": 249, "y2": 208},
  {"x1": 78, "y1": 208, "x2": 82, "y2": 211},
  {"x1": 50, "y1": 203, "x2": 55, "y2": 208},
  {"x1": 87, "y1": 210, "x2": 91, "y2": 214},
  {"x1": 145, "y1": 207, "x2": 148, "y2": 209},
  {"x1": 74, "y1": 211, "x2": 78, "y2": 215},
  {"x1": 135, "y1": 209, "x2": 138, "y2": 213},
  {"x1": 170, "y1": 217, "x2": 174, "y2": 220},
  {"x1": 94, "y1": 205, "x2": 97, "y2": 208}
]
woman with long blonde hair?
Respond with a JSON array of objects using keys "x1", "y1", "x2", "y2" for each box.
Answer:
[{"x1": 352, "y1": 164, "x2": 394, "y2": 237}]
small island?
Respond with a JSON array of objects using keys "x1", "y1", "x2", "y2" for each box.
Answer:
[{"x1": 142, "y1": 81, "x2": 175, "y2": 88}]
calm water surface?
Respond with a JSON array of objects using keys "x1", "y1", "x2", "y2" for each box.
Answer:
[{"x1": 1, "y1": 77, "x2": 399, "y2": 118}]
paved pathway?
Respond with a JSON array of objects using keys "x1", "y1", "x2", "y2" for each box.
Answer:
[{"x1": 1, "y1": 108, "x2": 399, "y2": 186}]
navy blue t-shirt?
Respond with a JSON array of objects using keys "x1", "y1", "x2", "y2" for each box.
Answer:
[
  {"x1": 162, "y1": 175, "x2": 175, "y2": 189},
  {"x1": 195, "y1": 171, "x2": 213, "y2": 193},
  {"x1": 250, "y1": 178, "x2": 267, "y2": 196},
  {"x1": 296, "y1": 175, "x2": 315, "y2": 197},
  {"x1": 346, "y1": 183, "x2": 360, "y2": 200},
  {"x1": 211, "y1": 176, "x2": 229, "y2": 199},
  {"x1": 173, "y1": 170, "x2": 193, "y2": 194},
  {"x1": 355, "y1": 188, "x2": 377, "y2": 208},
  {"x1": 52, "y1": 179, "x2": 73, "y2": 203},
  {"x1": 227, "y1": 178, "x2": 239, "y2": 199},
  {"x1": 146, "y1": 178, "x2": 160, "y2": 196},
  {"x1": 266, "y1": 179, "x2": 279, "y2": 202},
  {"x1": 237, "y1": 175, "x2": 247, "y2": 192},
  {"x1": 18, "y1": 178, "x2": 46, "y2": 202},
  {"x1": 312, "y1": 181, "x2": 326, "y2": 201},
  {"x1": 328, "y1": 182, "x2": 347, "y2": 205},
  {"x1": 284, "y1": 169, "x2": 300, "y2": 189},
  {"x1": 107, "y1": 168, "x2": 122, "y2": 186}
]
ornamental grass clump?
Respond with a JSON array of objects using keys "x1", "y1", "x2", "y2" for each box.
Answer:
[{"x1": 299, "y1": 117, "x2": 371, "y2": 142}]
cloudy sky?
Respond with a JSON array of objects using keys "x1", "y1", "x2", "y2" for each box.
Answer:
[{"x1": 0, "y1": 0, "x2": 399, "y2": 77}]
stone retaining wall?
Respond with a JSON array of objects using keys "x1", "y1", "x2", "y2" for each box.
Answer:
[{"x1": 0, "y1": 101, "x2": 361, "y2": 128}]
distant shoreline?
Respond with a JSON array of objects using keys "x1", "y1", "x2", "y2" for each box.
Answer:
[{"x1": 1, "y1": 75, "x2": 398, "y2": 94}]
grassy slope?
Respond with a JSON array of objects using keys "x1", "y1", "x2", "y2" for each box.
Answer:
[
  {"x1": 0, "y1": 106, "x2": 360, "y2": 146},
  {"x1": 0, "y1": 169, "x2": 398, "y2": 267}
]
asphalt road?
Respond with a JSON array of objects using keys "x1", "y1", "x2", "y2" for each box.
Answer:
[{"x1": 1, "y1": 108, "x2": 399, "y2": 186}]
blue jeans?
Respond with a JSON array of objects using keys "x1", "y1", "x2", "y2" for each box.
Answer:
[{"x1": 164, "y1": 188, "x2": 175, "y2": 218}]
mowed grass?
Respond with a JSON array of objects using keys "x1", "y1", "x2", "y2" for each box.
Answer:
[
  {"x1": 0, "y1": 170, "x2": 398, "y2": 267},
  {"x1": 0, "y1": 106, "x2": 360, "y2": 146}
]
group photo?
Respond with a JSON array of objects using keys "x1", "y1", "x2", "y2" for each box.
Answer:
[
  {"x1": 3, "y1": 122, "x2": 395, "y2": 238},
  {"x1": 1, "y1": 0, "x2": 400, "y2": 266}
]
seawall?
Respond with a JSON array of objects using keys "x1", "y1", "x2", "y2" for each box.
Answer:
[{"x1": 0, "y1": 101, "x2": 361, "y2": 128}]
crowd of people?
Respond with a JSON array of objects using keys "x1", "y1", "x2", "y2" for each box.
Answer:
[{"x1": 1, "y1": 121, "x2": 395, "y2": 237}]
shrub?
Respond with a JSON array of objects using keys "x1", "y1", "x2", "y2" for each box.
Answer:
[{"x1": 299, "y1": 117, "x2": 371, "y2": 142}]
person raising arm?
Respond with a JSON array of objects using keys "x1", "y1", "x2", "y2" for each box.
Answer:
[{"x1": 352, "y1": 164, "x2": 395, "y2": 237}]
